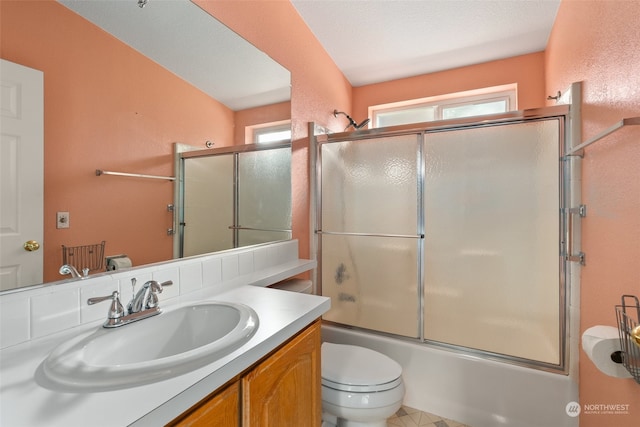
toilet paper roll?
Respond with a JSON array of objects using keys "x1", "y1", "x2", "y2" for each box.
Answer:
[
  {"x1": 107, "y1": 256, "x2": 132, "y2": 271},
  {"x1": 582, "y1": 325, "x2": 632, "y2": 378}
]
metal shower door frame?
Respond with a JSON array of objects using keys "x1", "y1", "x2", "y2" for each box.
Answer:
[{"x1": 314, "y1": 105, "x2": 573, "y2": 373}]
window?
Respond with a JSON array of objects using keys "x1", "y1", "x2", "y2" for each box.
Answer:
[
  {"x1": 246, "y1": 120, "x2": 291, "y2": 144},
  {"x1": 369, "y1": 84, "x2": 517, "y2": 128}
]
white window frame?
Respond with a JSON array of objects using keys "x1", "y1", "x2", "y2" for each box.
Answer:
[
  {"x1": 245, "y1": 119, "x2": 291, "y2": 144},
  {"x1": 368, "y1": 84, "x2": 518, "y2": 128}
]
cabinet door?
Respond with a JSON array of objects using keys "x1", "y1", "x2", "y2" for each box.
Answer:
[
  {"x1": 242, "y1": 320, "x2": 321, "y2": 427},
  {"x1": 170, "y1": 380, "x2": 239, "y2": 427}
]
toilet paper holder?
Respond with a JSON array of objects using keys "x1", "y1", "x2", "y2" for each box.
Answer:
[
  {"x1": 106, "y1": 254, "x2": 131, "y2": 271},
  {"x1": 615, "y1": 294, "x2": 640, "y2": 384}
]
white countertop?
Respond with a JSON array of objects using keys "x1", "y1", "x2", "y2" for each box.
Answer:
[{"x1": 0, "y1": 284, "x2": 330, "y2": 427}]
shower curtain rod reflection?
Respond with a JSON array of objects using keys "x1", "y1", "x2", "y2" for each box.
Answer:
[{"x1": 95, "y1": 169, "x2": 176, "y2": 181}]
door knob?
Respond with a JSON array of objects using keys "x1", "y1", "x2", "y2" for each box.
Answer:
[{"x1": 23, "y1": 240, "x2": 40, "y2": 251}]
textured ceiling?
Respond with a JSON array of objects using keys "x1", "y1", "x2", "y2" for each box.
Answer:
[
  {"x1": 57, "y1": 0, "x2": 291, "y2": 111},
  {"x1": 291, "y1": 0, "x2": 561, "y2": 87}
]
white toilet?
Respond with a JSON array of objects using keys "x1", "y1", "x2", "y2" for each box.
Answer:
[
  {"x1": 321, "y1": 342, "x2": 405, "y2": 427},
  {"x1": 269, "y1": 279, "x2": 405, "y2": 426}
]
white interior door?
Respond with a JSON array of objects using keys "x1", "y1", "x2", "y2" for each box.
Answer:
[{"x1": 0, "y1": 59, "x2": 44, "y2": 290}]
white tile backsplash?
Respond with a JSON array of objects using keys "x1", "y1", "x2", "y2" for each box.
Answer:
[
  {"x1": 0, "y1": 240, "x2": 302, "y2": 349},
  {"x1": 221, "y1": 255, "x2": 239, "y2": 281},
  {"x1": 253, "y1": 246, "x2": 270, "y2": 271},
  {"x1": 238, "y1": 252, "x2": 254, "y2": 276},
  {"x1": 179, "y1": 262, "x2": 202, "y2": 294},
  {"x1": 202, "y1": 257, "x2": 222, "y2": 287},
  {"x1": 0, "y1": 295, "x2": 30, "y2": 348},
  {"x1": 267, "y1": 240, "x2": 298, "y2": 265},
  {"x1": 280, "y1": 241, "x2": 299, "y2": 263},
  {"x1": 30, "y1": 287, "x2": 81, "y2": 338}
]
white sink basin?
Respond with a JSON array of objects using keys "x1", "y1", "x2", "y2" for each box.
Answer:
[{"x1": 42, "y1": 302, "x2": 258, "y2": 391}]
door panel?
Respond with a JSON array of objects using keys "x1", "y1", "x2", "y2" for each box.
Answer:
[
  {"x1": 0, "y1": 59, "x2": 44, "y2": 290},
  {"x1": 423, "y1": 120, "x2": 562, "y2": 364}
]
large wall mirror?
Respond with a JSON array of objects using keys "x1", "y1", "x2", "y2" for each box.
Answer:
[{"x1": 0, "y1": 0, "x2": 291, "y2": 291}]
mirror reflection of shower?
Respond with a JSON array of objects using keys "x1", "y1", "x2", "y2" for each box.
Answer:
[
  {"x1": 334, "y1": 109, "x2": 370, "y2": 131},
  {"x1": 177, "y1": 143, "x2": 292, "y2": 258}
]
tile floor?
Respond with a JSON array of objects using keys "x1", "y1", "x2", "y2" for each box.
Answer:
[{"x1": 387, "y1": 406, "x2": 471, "y2": 427}]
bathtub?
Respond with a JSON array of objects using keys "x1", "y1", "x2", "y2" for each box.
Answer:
[{"x1": 322, "y1": 324, "x2": 579, "y2": 427}]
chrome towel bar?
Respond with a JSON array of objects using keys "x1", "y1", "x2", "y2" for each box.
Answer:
[{"x1": 565, "y1": 116, "x2": 640, "y2": 157}]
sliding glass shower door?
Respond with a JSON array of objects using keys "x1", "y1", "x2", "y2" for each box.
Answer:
[
  {"x1": 181, "y1": 145, "x2": 291, "y2": 257},
  {"x1": 423, "y1": 120, "x2": 562, "y2": 365},
  {"x1": 318, "y1": 109, "x2": 568, "y2": 369},
  {"x1": 319, "y1": 134, "x2": 422, "y2": 338},
  {"x1": 183, "y1": 154, "x2": 234, "y2": 256},
  {"x1": 237, "y1": 148, "x2": 292, "y2": 246}
]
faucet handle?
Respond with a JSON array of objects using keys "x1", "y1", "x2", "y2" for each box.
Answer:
[
  {"x1": 147, "y1": 280, "x2": 173, "y2": 294},
  {"x1": 88, "y1": 291, "x2": 125, "y2": 320},
  {"x1": 145, "y1": 280, "x2": 173, "y2": 309},
  {"x1": 158, "y1": 280, "x2": 173, "y2": 290}
]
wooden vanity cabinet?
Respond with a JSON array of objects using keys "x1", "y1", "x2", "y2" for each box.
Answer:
[
  {"x1": 242, "y1": 319, "x2": 321, "y2": 426},
  {"x1": 170, "y1": 319, "x2": 321, "y2": 427},
  {"x1": 170, "y1": 380, "x2": 240, "y2": 427}
]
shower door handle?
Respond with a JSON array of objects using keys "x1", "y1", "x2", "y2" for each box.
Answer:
[
  {"x1": 228, "y1": 226, "x2": 292, "y2": 233},
  {"x1": 316, "y1": 230, "x2": 424, "y2": 239},
  {"x1": 565, "y1": 205, "x2": 586, "y2": 265}
]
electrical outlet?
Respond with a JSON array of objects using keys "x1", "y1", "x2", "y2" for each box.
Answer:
[{"x1": 56, "y1": 211, "x2": 70, "y2": 229}]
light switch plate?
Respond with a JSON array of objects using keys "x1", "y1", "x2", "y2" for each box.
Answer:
[{"x1": 56, "y1": 211, "x2": 70, "y2": 229}]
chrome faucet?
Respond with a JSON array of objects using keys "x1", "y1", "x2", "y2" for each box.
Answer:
[
  {"x1": 59, "y1": 264, "x2": 86, "y2": 278},
  {"x1": 88, "y1": 278, "x2": 173, "y2": 328},
  {"x1": 127, "y1": 280, "x2": 171, "y2": 314}
]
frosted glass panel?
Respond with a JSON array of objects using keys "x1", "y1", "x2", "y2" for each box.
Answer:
[
  {"x1": 238, "y1": 229, "x2": 291, "y2": 247},
  {"x1": 423, "y1": 120, "x2": 561, "y2": 364},
  {"x1": 183, "y1": 155, "x2": 234, "y2": 256},
  {"x1": 238, "y1": 148, "x2": 292, "y2": 231},
  {"x1": 321, "y1": 135, "x2": 419, "y2": 235},
  {"x1": 321, "y1": 234, "x2": 419, "y2": 338}
]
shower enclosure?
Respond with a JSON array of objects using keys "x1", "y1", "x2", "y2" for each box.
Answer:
[
  {"x1": 177, "y1": 143, "x2": 291, "y2": 258},
  {"x1": 316, "y1": 106, "x2": 572, "y2": 371}
]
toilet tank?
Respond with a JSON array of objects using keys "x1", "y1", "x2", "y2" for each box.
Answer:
[{"x1": 269, "y1": 278, "x2": 313, "y2": 294}]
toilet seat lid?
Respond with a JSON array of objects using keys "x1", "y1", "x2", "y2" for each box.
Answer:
[{"x1": 321, "y1": 343, "x2": 402, "y2": 391}]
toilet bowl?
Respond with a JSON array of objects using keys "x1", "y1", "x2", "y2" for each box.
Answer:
[
  {"x1": 268, "y1": 280, "x2": 404, "y2": 426},
  {"x1": 321, "y1": 342, "x2": 405, "y2": 427}
]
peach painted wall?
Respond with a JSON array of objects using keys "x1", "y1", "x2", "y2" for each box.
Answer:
[
  {"x1": 1, "y1": 0, "x2": 234, "y2": 282},
  {"x1": 234, "y1": 101, "x2": 291, "y2": 145},
  {"x1": 353, "y1": 52, "x2": 546, "y2": 119},
  {"x1": 195, "y1": 0, "x2": 353, "y2": 261},
  {"x1": 201, "y1": 5, "x2": 640, "y2": 426},
  {"x1": 546, "y1": 1, "x2": 640, "y2": 426}
]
